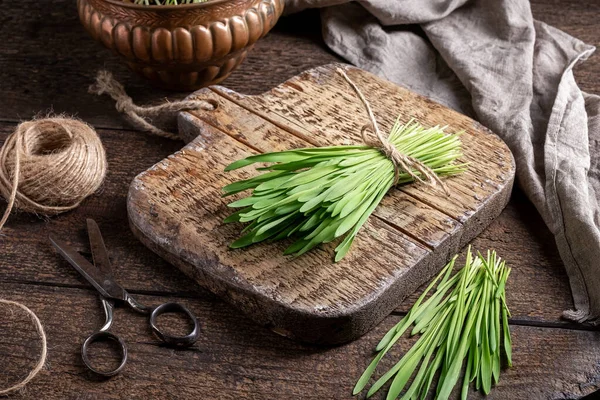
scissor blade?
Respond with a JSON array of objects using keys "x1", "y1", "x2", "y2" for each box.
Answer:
[
  {"x1": 86, "y1": 219, "x2": 113, "y2": 278},
  {"x1": 49, "y1": 234, "x2": 127, "y2": 301}
]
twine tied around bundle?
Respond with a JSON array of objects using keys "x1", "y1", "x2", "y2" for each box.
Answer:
[
  {"x1": 89, "y1": 70, "x2": 215, "y2": 140},
  {"x1": 336, "y1": 68, "x2": 449, "y2": 194},
  {"x1": 90, "y1": 69, "x2": 448, "y2": 194},
  {"x1": 0, "y1": 117, "x2": 107, "y2": 232}
]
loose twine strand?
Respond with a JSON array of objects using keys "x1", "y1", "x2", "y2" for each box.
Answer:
[
  {"x1": 91, "y1": 68, "x2": 449, "y2": 193},
  {"x1": 0, "y1": 69, "x2": 448, "y2": 393},
  {"x1": 0, "y1": 300, "x2": 47, "y2": 396},
  {"x1": 0, "y1": 72, "x2": 210, "y2": 394},
  {"x1": 89, "y1": 70, "x2": 215, "y2": 140},
  {"x1": 336, "y1": 68, "x2": 448, "y2": 193},
  {"x1": 0, "y1": 117, "x2": 106, "y2": 393}
]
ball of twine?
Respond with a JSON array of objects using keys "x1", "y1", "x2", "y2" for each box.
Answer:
[{"x1": 0, "y1": 117, "x2": 107, "y2": 230}]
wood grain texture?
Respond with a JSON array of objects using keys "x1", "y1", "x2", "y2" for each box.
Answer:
[
  {"x1": 1, "y1": 0, "x2": 600, "y2": 398},
  {"x1": 127, "y1": 63, "x2": 515, "y2": 344},
  {"x1": 2, "y1": 282, "x2": 599, "y2": 400},
  {"x1": 0, "y1": 0, "x2": 340, "y2": 129}
]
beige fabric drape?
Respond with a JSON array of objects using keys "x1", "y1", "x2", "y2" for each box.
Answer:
[{"x1": 285, "y1": 0, "x2": 600, "y2": 323}]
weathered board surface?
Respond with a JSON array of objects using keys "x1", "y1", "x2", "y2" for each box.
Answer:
[
  {"x1": 4, "y1": 3, "x2": 600, "y2": 398},
  {"x1": 127, "y1": 63, "x2": 515, "y2": 344}
]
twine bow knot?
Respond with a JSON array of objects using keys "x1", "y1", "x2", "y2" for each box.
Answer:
[
  {"x1": 90, "y1": 69, "x2": 449, "y2": 194},
  {"x1": 337, "y1": 68, "x2": 449, "y2": 194}
]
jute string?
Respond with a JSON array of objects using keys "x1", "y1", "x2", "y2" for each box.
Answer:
[
  {"x1": 0, "y1": 72, "x2": 211, "y2": 393},
  {"x1": 336, "y1": 68, "x2": 448, "y2": 193},
  {"x1": 0, "y1": 118, "x2": 106, "y2": 393},
  {"x1": 92, "y1": 68, "x2": 448, "y2": 192},
  {"x1": 0, "y1": 69, "x2": 446, "y2": 393},
  {"x1": 0, "y1": 117, "x2": 107, "y2": 231},
  {"x1": 0, "y1": 300, "x2": 47, "y2": 396},
  {"x1": 89, "y1": 70, "x2": 215, "y2": 140}
]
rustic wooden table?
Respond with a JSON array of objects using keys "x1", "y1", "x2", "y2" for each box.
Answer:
[{"x1": 1, "y1": 1, "x2": 600, "y2": 399}]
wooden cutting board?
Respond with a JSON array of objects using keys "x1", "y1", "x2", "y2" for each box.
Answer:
[{"x1": 127, "y1": 63, "x2": 515, "y2": 344}]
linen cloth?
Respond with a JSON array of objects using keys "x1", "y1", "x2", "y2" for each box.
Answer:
[{"x1": 284, "y1": 0, "x2": 600, "y2": 323}]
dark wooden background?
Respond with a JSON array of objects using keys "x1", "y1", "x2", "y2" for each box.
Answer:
[{"x1": 1, "y1": 1, "x2": 600, "y2": 399}]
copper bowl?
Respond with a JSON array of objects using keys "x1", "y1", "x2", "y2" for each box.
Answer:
[{"x1": 77, "y1": 0, "x2": 284, "y2": 91}]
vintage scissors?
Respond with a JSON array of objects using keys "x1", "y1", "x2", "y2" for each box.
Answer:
[{"x1": 49, "y1": 219, "x2": 200, "y2": 376}]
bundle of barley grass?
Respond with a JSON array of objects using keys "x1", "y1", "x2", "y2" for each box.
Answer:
[
  {"x1": 223, "y1": 118, "x2": 465, "y2": 261},
  {"x1": 354, "y1": 248, "x2": 512, "y2": 400}
]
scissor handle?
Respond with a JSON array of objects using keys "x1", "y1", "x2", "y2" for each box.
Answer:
[
  {"x1": 149, "y1": 302, "x2": 200, "y2": 347},
  {"x1": 81, "y1": 331, "x2": 127, "y2": 377}
]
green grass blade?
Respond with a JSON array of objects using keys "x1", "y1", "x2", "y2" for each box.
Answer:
[
  {"x1": 435, "y1": 290, "x2": 482, "y2": 399},
  {"x1": 376, "y1": 316, "x2": 412, "y2": 353},
  {"x1": 461, "y1": 345, "x2": 473, "y2": 400},
  {"x1": 502, "y1": 304, "x2": 512, "y2": 367},
  {"x1": 385, "y1": 351, "x2": 422, "y2": 400},
  {"x1": 353, "y1": 351, "x2": 387, "y2": 395}
]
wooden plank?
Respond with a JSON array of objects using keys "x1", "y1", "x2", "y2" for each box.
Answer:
[
  {"x1": 129, "y1": 121, "x2": 436, "y2": 343},
  {"x1": 2, "y1": 282, "x2": 599, "y2": 399},
  {"x1": 0, "y1": 1, "x2": 597, "y2": 130},
  {"x1": 1, "y1": 1, "x2": 599, "y2": 397},
  {"x1": 183, "y1": 90, "x2": 461, "y2": 250},
  {"x1": 400, "y1": 188, "x2": 578, "y2": 328},
  {"x1": 0, "y1": 0, "x2": 339, "y2": 128},
  {"x1": 128, "y1": 64, "x2": 514, "y2": 343},
  {"x1": 0, "y1": 122, "x2": 575, "y2": 328},
  {"x1": 213, "y1": 65, "x2": 514, "y2": 225},
  {"x1": 212, "y1": 66, "x2": 516, "y2": 256}
]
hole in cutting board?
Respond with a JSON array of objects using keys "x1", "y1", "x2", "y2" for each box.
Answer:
[{"x1": 191, "y1": 97, "x2": 219, "y2": 111}]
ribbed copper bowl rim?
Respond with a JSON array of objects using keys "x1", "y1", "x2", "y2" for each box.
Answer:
[{"x1": 103, "y1": 0, "x2": 234, "y2": 11}]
